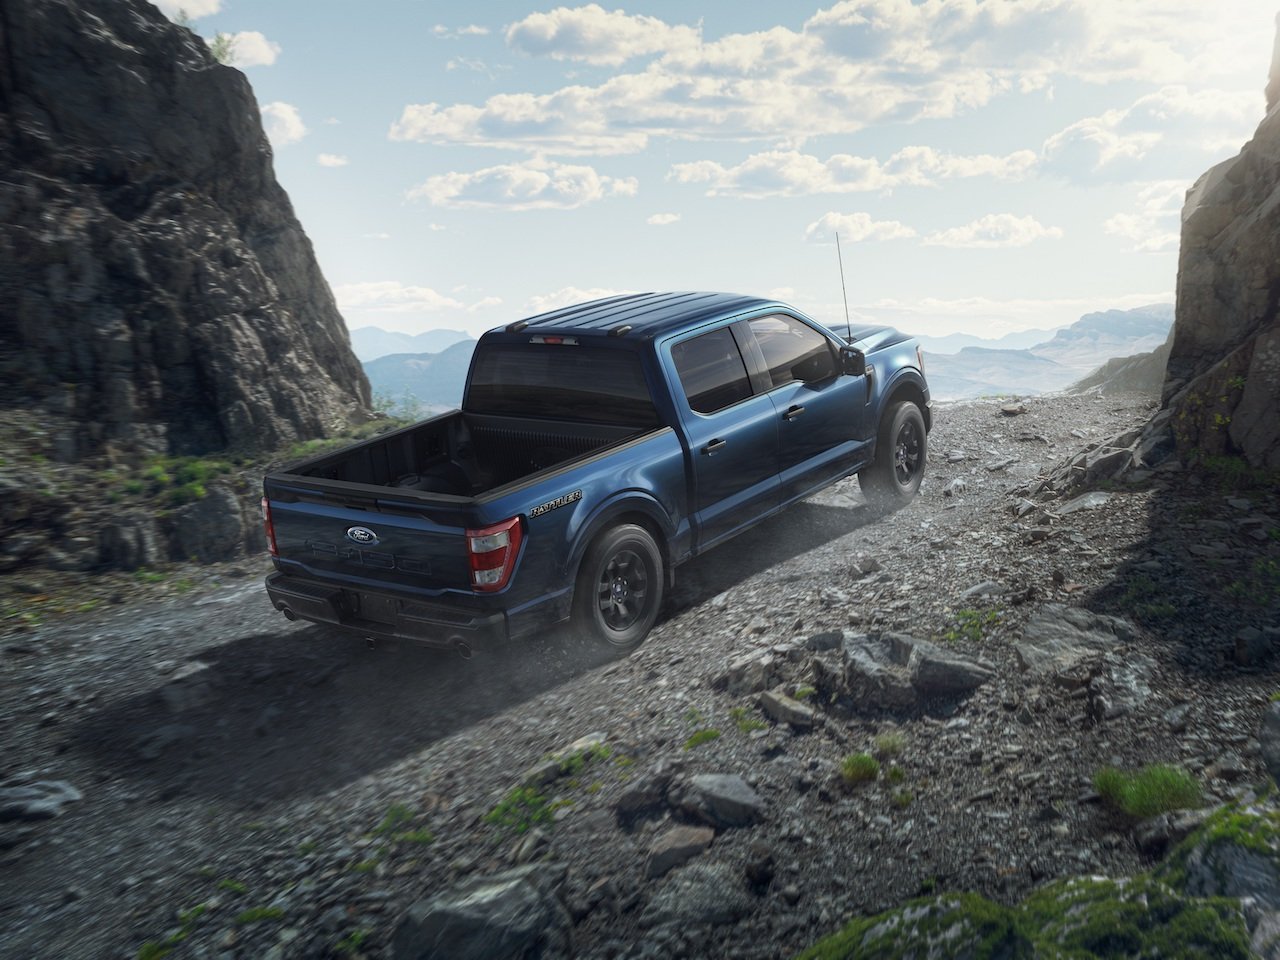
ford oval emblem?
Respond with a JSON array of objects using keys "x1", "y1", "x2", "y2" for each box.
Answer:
[{"x1": 346, "y1": 526, "x2": 379, "y2": 546}]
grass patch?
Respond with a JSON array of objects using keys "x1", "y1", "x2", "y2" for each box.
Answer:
[
  {"x1": 886, "y1": 765, "x2": 906, "y2": 785},
  {"x1": 841, "y1": 753, "x2": 880, "y2": 786},
  {"x1": 730, "y1": 706, "x2": 767, "y2": 733},
  {"x1": 942, "y1": 608, "x2": 1000, "y2": 643},
  {"x1": 1094, "y1": 765, "x2": 1202, "y2": 819},
  {"x1": 135, "y1": 904, "x2": 208, "y2": 959},
  {"x1": 556, "y1": 742, "x2": 611, "y2": 776},
  {"x1": 892, "y1": 788, "x2": 913, "y2": 809},
  {"x1": 684, "y1": 728, "x2": 722, "y2": 750},
  {"x1": 1199, "y1": 454, "x2": 1280, "y2": 491},
  {"x1": 335, "y1": 928, "x2": 372, "y2": 955},
  {"x1": 874, "y1": 732, "x2": 906, "y2": 758},
  {"x1": 217, "y1": 879, "x2": 248, "y2": 895},
  {"x1": 794, "y1": 685, "x2": 816, "y2": 700},
  {"x1": 485, "y1": 786, "x2": 554, "y2": 834}
]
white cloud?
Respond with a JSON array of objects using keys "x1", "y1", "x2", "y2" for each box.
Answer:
[
  {"x1": 428, "y1": 223, "x2": 447, "y2": 232},
  {"x1": 334, "y1": 282, "x2": 465, "y2": 314},
  {"x1": 468, "y1": 296, "x2": 504, "y2": 311},
  {"x1": 324, "y1": 117, "x2": 341, "y2": 125},
  {"x1": 434, "y1": 23, "x2": 491, "y2": 39},
  {"x1": 408, "y1": 160, "x2": 638, "y2": 210},
  {"x1": 260, "y1": 102, "x2": 306, "y2": 146},
  {"x1": 524, "y1": 287, "x2": 634, "y2": 314},
  {"x1": 362, "y1": 233, "x2": 391, "y2": 240},
  {"x1": 647, "y1": 213, "x2": 680, "y2": 225},
  {"x1": 1043, "y1": 85, "x2": 1259, "y2": 177},
  {"x1": 1104, "y1": 179, "x2": 1186, "y2": 252},
  {"x1": 151, "y1": 0, "x2": 220, "y2": 19},
  {"x1": 219, "y1": 30, "x2": 280, "y2": 67},
  {"x1": 671, "y1": 146, "x2": 1037, "y2": 198},
  {"x1": 317, "y1": 153, "x2": 349, "y2": 167},
  {"x1": 506, "y1": 4, "x2": 699, "y2": 65},
  {"x1": 393, "y1": 2, "x2": 1268, "y2": 158},
  {"x1": 804, "y1": 212, "x2": 917, "y2": 244},
  {"x1": 923, "y1": 213, "x2": 1063, "y2": 248}
]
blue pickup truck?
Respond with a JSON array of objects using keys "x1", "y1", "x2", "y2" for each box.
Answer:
[{"x1": 263, "y1": 292, "x2": 931, "y2": 655}]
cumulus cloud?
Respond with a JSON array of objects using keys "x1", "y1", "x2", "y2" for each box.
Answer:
[
  {"x1": 317, "y1": 153, "x2": 349, "y2": 167},
  {"x1": 408, "y1": 160, "x2": 638, "y2": 210},
  {"x1": 804, "y1": 212, "x2": 918, "y2": 244},
  {"x1": 219, "y1": 30, "x2": 280, "y2": 66},
  {"x1": 524, "y1": 287, "x2": 634, "y2": 313},
  {"x1": 1104, "y1": 179, "x2": 1186, "y2": 253},
  {"x1": 151, "y1": 0, "x2": 220, "y2": 19},
  {"x1": 1043, "y1": 85, "x2": 1259, "y2": 177},
  {"x1": 646, "y1": 213, "x2": 680, "y2": 225},
  {"x1": 334, "y1": 282, "x2": 465, "y2": 314},
  {"x1": 392, "y1": 2, "x2": 1266, "y2": 158},
  {"x1": 260, "y1": 102, "x2": 306, "y2": 146},
  {"x1": 506, "y1": 4, "x2": 699, "y2": 65},
  {"x1": 923, "y1": 213, "x2": 1063, "y2": 248},
  {"x1": 671, "y1": 146, "x2": 1037, "y2": 198}
]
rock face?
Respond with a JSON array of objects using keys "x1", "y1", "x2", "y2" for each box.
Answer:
[
  {"x1": 0, "y1": 0, "x2": 370, "y2": 462},
  {"x1": 1164, "y1": 22, "x2": 1280, "y2": 468}
]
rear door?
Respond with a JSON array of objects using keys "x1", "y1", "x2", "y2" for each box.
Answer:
[
  {"x1": 666, "y1": 324, "x2": 780, "y2": 550},
  {"x1": 743, "y1": 314, "x2": 871, "y2": 505}
]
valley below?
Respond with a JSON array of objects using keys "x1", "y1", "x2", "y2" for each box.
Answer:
[{"x1": 2, "y1": 392, "x2": 1279, "y2": 959}]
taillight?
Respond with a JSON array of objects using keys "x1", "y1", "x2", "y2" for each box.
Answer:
[
  {"x1": 466, "y1": 516, "x2": 523, "y2": 591},
  {"x1": 261, "y1": 497, "x2": 278, "y2": 557}
]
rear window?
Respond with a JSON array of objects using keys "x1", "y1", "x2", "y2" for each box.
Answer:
[
  {"x1": 467, "y1": 342, "x2": 659, "y2": 426},
  {"x1": 671, "y1": 327, "x2": 753, "y2": 414}
]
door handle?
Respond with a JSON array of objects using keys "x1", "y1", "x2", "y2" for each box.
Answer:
[
  {"x1": 703, "y1": 438, "x2": 727, "y2": 455},
  {"x1": 782, "y1": 405, "x2": 806, "y2": 421}
]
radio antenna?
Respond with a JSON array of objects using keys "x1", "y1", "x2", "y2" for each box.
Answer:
[{"x1": 836, "y1": 232, "x2": 852, "y2": 341}]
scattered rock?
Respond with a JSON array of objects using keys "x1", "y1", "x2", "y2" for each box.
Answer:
[
  {"x1": 1015, "y1": 605, "x2": 1135, "y2": 676},
  {"x1": 759, "y1": 690, "x2": 816, "y2": 729},
  {"x1": 1001, "y1": 403, "x2": 1028, "y2": 416},
  {"x1": 671, "y1": 774, "x2": 765, "y2": 828},
  {"x1": 645, "y1": 824, "x2": 715, "y2": 879},
  {"x1": 159, "y1": 660, "x2": 215, "y2": 714},
  {"x1": 1236, "y1": 627, "x2": 1273, "y2": 667},
  {"x1": 391, "y1": 864, "x2": 571, "y2": 960},
  {"x1": 640, "y1": 862, "x2": 753, "y2": 928},
  {"x1": 0, "y1": 779, "x2": 83, "y2": 822}
]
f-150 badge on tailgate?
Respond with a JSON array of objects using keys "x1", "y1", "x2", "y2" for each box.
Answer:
[
  {"x1": 346, "y1": 526, "x2": 380, "y2": 545},
  {"x1": 530, "y1": 489, "x2": 582, "y2": 518}
]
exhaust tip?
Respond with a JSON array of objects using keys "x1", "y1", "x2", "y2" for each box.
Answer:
[
  {"x1": 277, "y1": 605, "x2": 297, "y2": 621},
  {"x1": 450, "y1": 636, "x2": 473, "y2": 660}
]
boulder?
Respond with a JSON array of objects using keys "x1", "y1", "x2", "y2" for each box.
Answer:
[
  {"x1": 169, "y1": 485, "x2": 247, "y2": 562},
  {"x1": 1015, "y1": 605, "x2": 1135, "y2": 676},
  {"x1": 392, "y1": 864, "x2": 571, "y2": 960},
  {"x1": 837, "y1": 632, "x2": 994, "y2": 709},
  {"x1": 670, "y1": 774, "x2": 764, "y2": 828}
]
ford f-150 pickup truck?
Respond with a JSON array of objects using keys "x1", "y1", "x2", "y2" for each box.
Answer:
[{"x1": 262, "y1": 292, "x2": 931, "y2": 655}]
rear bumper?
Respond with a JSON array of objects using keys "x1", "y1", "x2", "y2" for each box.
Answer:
[{"x1": 265, "y1": 572, "x2": 508, "y2": 649}]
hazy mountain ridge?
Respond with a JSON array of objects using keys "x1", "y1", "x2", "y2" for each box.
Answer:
[
  {"x1": 360, "y1": 304, "x2": 1176, "y2": 411},
  {"x1": 924, "y1": 304, "x2": 1174, "y2": 400},
  {"x1": 349, "y1": 327, "x2": 473, "y2": 363}
]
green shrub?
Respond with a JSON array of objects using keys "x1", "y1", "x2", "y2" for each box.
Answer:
[
  {"x1": 1094, "y1": 765, "x2": 1201, "y2": 819},
  {"x1": 842, "y1": 753, "x2": 880, "y2": 786},
  {"x1": 485, "y1": 786, "x2": 553, "y2": 834},
  {"x1": 875, "y1": 732, "x2": 906, "y2": 758},
  {"x1": 730, "y1": 706, "x2": 766, "y2": 733}
]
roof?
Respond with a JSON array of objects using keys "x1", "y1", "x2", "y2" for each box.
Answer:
[{"x1": 503, "y1": 291, "x2": 777, "y2": 340}]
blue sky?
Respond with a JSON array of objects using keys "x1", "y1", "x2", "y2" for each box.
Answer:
[{"x1": 153, "y1": 1, "x2": 1275, "y2": 340}]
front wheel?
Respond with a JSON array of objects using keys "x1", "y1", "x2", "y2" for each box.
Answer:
[
  {"x1": 572, "y1": 523, "x2": 664, "y2": 653},
  {"x1": 859, "y1": 401, "x2": 927, "y2": 510}
]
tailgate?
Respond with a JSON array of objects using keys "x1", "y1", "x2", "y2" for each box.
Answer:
[{"x1": 266, "y1": 479, "x2": 473, "y2": 594}]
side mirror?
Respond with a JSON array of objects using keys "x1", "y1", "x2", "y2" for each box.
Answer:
[{"x1": 839, "y1": 345, "x2": 866, "y2": 377}]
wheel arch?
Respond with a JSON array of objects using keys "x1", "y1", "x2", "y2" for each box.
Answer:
[
  {"x1": 567, "y1": 494, "x2": 676, "y2": 594},
  {"x1": 881, "y1": 371, "x2": 931, "y2": 432}
]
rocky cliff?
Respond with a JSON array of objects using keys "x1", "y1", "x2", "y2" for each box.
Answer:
[
  {"x1": 1165, "y1": 26, "x2": 1280, "y2": 468},
  {"x1": 0, "y1": 0, "x2": 370, "y2": 463}
]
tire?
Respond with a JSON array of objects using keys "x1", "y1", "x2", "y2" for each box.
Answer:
[
  {"x1": 859, "y1": 401, "x2": 927, "y2": 510},
  {"x1": 572, "y1": 523, "x2": 664, "y2": 652}
]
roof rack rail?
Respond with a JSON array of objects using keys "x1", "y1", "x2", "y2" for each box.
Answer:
[
  {"x1": 608, "y1": 324, "x2": 632, "y2": 337},
  {"x1": 506, "y1": 320, "x2": 529, "y2": 333}
]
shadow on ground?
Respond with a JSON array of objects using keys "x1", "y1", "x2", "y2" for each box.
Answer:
[{"x1": 68, "y1": 499, "x2": 878, "y2": 807}]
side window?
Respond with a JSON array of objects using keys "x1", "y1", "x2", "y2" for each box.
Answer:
[
  {"x1": 749, "y1": 315, "x2": 837, "y2": 389},
  {"x1": 671, "y1": 327, "x2": 753, "y2": 414}
]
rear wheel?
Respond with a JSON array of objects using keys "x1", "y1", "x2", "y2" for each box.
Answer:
[
  {"x1": 859, "y1": 401, "x2": 927, "y2": 510},
  {"x1": 573, "y1": 524, "x2": 664, "y2": 653}
]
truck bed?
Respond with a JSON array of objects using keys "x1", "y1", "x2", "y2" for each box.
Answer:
[{"x1": 286, "y1": 411, "x2": 645, "y2": 499}]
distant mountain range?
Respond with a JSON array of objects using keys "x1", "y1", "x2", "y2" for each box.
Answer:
[
  {"x1": 923, "y1": 304, "x2": 1173, "y2": 400},
  {"x1": 357, "y1": 303, "x2": 1175, "y2": 414},
  {"x1": 348, "y1": 327, "x2": 473, "y2": 362}
]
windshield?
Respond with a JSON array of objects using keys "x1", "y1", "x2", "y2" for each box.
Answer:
[{"x1": 466, "y1": 342, "x2": 659, "y2": 426}]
